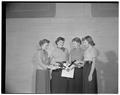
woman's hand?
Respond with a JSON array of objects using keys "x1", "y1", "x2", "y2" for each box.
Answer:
[
  {"x1": 74, "y1": 60, "x2": 80, "y2": 64},
  {"x1": 66, "y1": 67, "x2": 71, "y2": 72},
  {"x1": 42, "y1": 66, "x2": 48, "y2": 70},
  {"x1": 47, "y1": 65, "x2": 52, "y2": 69},
  {"x1": 65, "y1": 65, "x2": 75, "y2": 71},
  {"x1": 77, "y1": 62, "x2": 84, "y2": 68},
  {"x1": 88, "y1": 74, "x2": 92, "y2": 82},
  {"x1": 48, "y1": 65, "x2": 60, "y2": 70},
  {"x1": 77, "y1": 64, "x2": 82, "y2": 68},
  {"x1": 73, "y1": 60, "x2": 84, "y2": 68}
]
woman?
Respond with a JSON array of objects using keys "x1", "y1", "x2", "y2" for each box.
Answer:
[
  {"x1": 35, "y1": 39, "x2": 51, "y2": 94},
  {"x1": 82, "y1": 35, "x2": 98, "y2": 93},
  {"x1": 68, "y1": 37, "x2": 84, "y2": 93},
  {"x1": 50, "y1": 37, "x2": 69, "y2": 93}
]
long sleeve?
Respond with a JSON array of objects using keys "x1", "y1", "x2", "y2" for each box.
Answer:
[
  {"x1": 65, "y1": 48, "x2": 70, "y2": 62},
  {"x1": 37, "y1": 51, "x2": 47, "y2": 70},
  {"x1": 89, "y1": 48, "x2": 98, "y2": 76}
]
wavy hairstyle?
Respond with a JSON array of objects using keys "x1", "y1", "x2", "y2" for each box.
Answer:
[{"x1": 82, "y1": 35, "x2": 95, "y2": 46}]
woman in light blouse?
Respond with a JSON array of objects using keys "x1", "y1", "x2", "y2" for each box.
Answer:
[
  {"x1": 35, "y1": 39, "x2": 51, "y2": 94},
  {"x1": 82, "y1": 35, "x2": 98, "y2": 93}
]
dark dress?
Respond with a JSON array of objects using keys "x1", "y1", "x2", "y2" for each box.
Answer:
[
  {"x1": 51, "y1": 47, "x2": 69, "y2": 93},
  {"x1": 83, "y1": 47, "x2": 98, "y2": 93},
  {"x1": 68, "y1": 48, "x2": 84, "y2": 93},
  {"x1": 83, "y1": 61, "x2": 98, "y2": 93},
  {"x1": 51, "y1": 69, "x2": 68, "y2": 93}
]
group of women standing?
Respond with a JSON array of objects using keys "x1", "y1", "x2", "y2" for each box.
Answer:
[{"x1": 35, "y1": 35, "x2": 98, "y2": 94}]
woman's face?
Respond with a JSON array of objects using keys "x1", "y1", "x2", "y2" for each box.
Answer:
[
  {"x1": 57, "y1": 40, "x2": 64, "y2": 48},
  {"x1": 72, "y1": 41, "x2": 79, "y2": 48},
  {"x1": 42, "y1": 43, "x2": 49, "y2": 50},
  {"x1": 83, "y1": 40, "x2": 89, "y2": 48}
]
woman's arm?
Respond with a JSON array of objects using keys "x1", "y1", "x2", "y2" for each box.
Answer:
[
  {"x1": 90, "y1": 49, "x2": 97, "y2": 76},
  {"x1": 66, "y1": 52, "x2": 76, "y2": 70},
  {"x1": 38, "y1": 52, "x2": 48, "y2": 69},
  {"x1": 88, "y1": 48, "x2": 97, "y2": 81},
  {"x1": 66, "y1": 48, "x2": 70, "y2": 62},
  {"x1": 49, "y1": 56, "x2": 54, "y2": 64},
  {"x1": 89, "y1": 57, "x2": 96, "y2": 76},
  {"x1": 76, "y1": 60, "x2": 84, "y2": 64},
  {"x1": 48, "y1": 52, "x2": 60, "y2": 70},
  {"x1": 68, "y1": 52, "x2": 72, "y2": 65}
]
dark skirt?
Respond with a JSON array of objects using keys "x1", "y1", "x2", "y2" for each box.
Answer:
[
  {"x1": 36, "y1": 69, "x2": 50, "y2": 94},
  {"x1": 68, "y1": 67, "x2": 83, "y2": 93},
  {"x1": 83, "y1": 61, "x2": 98, "y2": 93},
  {"x1": 51, "y1": 69, "x2": 68, "y2": 93}
]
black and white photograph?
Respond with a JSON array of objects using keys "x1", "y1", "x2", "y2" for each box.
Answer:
[{"x1": 2, "y1": 1, "x2": 118, "y2": 94}]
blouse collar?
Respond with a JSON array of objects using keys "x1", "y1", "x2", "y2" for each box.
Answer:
[{"x1": 57, "y1": 47, "x2": 65, "y2": 52}]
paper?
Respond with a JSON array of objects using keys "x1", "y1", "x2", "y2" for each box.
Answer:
[{"x1": 61, "y1": 68, "x2": 75, "y2": 78}]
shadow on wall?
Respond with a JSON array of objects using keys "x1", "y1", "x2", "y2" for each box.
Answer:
[{"x1": 96, "y1": 51, "x2": 118, "y2": 93}]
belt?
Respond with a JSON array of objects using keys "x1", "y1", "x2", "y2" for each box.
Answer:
[
  {"x1": 56, "y1": 61, "x2": 66, "y2": 64},
  {"x1": 53, "y1": 68, "x2": 62, "y2": 71},
  {"x1": 85, "y1": 61, "x2": 92, "y2": 64}
]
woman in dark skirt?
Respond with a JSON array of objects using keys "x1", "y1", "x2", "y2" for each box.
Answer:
[
  {"x1": 35, "y1": 39, "x2": 51, "y2": 94},
  {"x1": 50, "y1": 37, "x2": 69, "y2": 93},
  {"x1": 82, "y1": 35, "x2": 98, "y2": 93},
  {"x1": 68, "y1": 37, "x2": 84, "y2": 93}
]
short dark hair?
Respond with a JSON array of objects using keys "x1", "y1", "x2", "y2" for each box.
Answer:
[
  {"x1": 55, "y1": 37, "x2": 65, "y2": 45},
  {"x1": 39, "y1": 39, "x2": 50, "y2": 47},
  {"x1": 82, "y1": 35, "x2": 95, "y2": 46},
  {"x1": 72, "y1": 37, "x2": 81, "y2": 44}
]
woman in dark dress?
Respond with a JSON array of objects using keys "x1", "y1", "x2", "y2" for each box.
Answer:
[
  {"x1": 50, "y1": 37, "x2": 69, "y2": 93},
  {"x1": 68, "y1": 37, "x2": 84, "y2": 93},
  {"x1": 35, "y1": 39, "x2": 51, "y2": 94},
  {"x1": 82, "y1": 35, "x2": 98, "y2": 93}
]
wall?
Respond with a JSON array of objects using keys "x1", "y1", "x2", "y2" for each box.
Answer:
[{"x1": 6, "y1": 3, "x2": 118, "y2": 93}]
